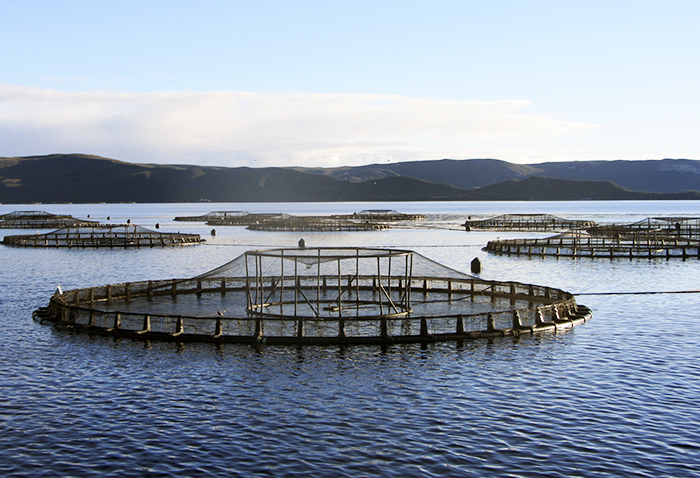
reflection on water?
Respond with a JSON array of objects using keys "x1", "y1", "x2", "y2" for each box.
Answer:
[{"x1": 1, "y1": 201, "x2": 700, "y2": 477}]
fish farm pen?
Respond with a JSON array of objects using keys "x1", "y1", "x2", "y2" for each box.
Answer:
[
  {"x1": 0, "y1": 211, "x2": 99, "y2": 229},
  {"x1": 331, "y1": 210, "x2": 426, "y2": 221},
  {"x1": 466, "y1": 214, "x2": 596, "y2": 231},
  {"x1": 174, "y1": 211, "x2": 250, "y2": 222},
  {"x1": 34, "y1": 247, "x2": 591, "y2": 345},
  {"x1": 588, "y1": 217, "x2": 700, "y2": 238},
  {"x1": 247, "y1": 216, "x2": 390, "y2": 232},
  {"x1": 206, "y1": 213, "x2": 290, "y2": 226},
  {"x1": 484, "y1": 232, "x2": 700, "y2": 259},
  {"x1": 2, "y1": 225, "x2": 204, "y2": 248}
]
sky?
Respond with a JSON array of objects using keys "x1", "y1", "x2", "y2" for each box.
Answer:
[{"x1": 1, "y1": 0, "x2": 699, "y2": 168}]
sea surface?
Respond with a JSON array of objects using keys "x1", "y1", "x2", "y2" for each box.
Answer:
[{"x1": 1, "y1": 201, "x2": 699, "y2": 477}]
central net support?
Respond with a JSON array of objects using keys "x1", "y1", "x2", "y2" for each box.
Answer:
[{"x1": 243, "y1": 248, "x2": 414, "y2": 319}]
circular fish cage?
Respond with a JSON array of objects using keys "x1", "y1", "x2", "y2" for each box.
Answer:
[
  {"x1": 34, "y1": 247, "x2": 591, "y2": 345},
  {"x1": 2, "y1": 225, "x2": 204, "y2": 248}
]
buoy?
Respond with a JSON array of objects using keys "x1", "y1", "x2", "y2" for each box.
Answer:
[
  {"x1": 211, "y1": 229, "x2": 217, "y2": 236},
  {"x1": 155, "y1": 223, "x2": 160, "y2": 229},
  {"x1": 471, "y1": 257, "x2": 482, "y2": 274},
  {"x1": 298, "y1": 238, "x2": 306, "y2": 248}
]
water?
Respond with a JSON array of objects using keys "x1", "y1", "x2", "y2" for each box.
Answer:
[{"x1": 2, "y1": 201, "x2": 700, "y2": 477}]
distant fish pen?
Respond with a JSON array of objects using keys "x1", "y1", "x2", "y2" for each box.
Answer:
[
  {"x1": 34, "y1": 247, "x2": 591, "y2": 345},
  {"x1": 484, "y1": 232, "x2": 700, "y2": 260},
  {"x1": 0, "y1": 211, "x2": 99, "y2": 229},
  {"x1": 466, "y1": 214, "x2": 596, "y2": 231},
  {"x1": 331, "y1": 210, "x2": 426, "y2": 221},
  {"x1": 174, "y1": 211, "x2": 250, "y2": 222},
  {"x1": 207, "y1": 213, "x2": 290, "y2": 226},
  {"x1": 247, "y1": 216, "x2": 390, "y2": 232},
  {"x1": 588, "y1": 217, "x2": 700, "y2": 238},
  {"x1": 2, "y1": 225, "x2": 204, "y2": 248}
]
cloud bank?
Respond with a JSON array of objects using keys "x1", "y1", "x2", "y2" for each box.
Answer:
[{"x1": 0, "y1": 84, "x2": 599, "y2": 167}]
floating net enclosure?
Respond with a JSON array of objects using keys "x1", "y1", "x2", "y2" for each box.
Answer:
[
  {"x1": 35, "y1": 247, "x2": 591, "y2": 345},
  {"x1": 588, "y1": 217, "x2": 700, "y2": 238},
  {"x1": 331, "y1": 210, "x2": 426, "y2": 221},
  {"x1": 247, "y1": 216, "x2": 389, "y2": 232},
  {"x1": 466, "y1": 214, "x2": 596, "y2": 231},
  {"x1": 3, "y1": 225, "x2": 204, "y2": 248},
  {"x1": 174, "y1": 211, "x2": 250, "y2": 222},
  {"x1": 207, "y1": 213, "x2": 290, "y2": 226},
  {"x1": 0, "y1": 211, "x2": 99, "y2": 229},
  {"x1": 484, "y1": 232, "x2": 700, "y2": 260}
]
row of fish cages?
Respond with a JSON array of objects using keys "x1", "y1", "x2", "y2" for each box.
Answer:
[
  {"x1": 2, "y1": 225, "x2": 204, "y2": 248},
  {"x1": 174, "y1": 210, "x2": 423, "y2": 230},
  {"x1": 33, "y1": 247, "x2": 590, "y2": 345},
  {"x1": 173, "y1": 211, "x2": 252, "y2": 222},
  {"x1": 485, "y1": 233, "x2": 700, "y2": 260},
  {"x1": 465, "y1": 214, "x2": 596, "y2": 232}
]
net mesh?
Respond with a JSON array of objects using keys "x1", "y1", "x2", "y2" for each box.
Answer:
[{"x1": 193, "y1": 247, "x2": 475, "y2": 281}]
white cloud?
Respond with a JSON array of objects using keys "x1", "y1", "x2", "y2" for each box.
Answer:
[{"x1": 0, "y1": 84, "x2": 600, "y2": 167}]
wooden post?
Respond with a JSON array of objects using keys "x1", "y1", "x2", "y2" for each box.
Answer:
[
  {"x1": 535, "y1": 308, "x2": 545, "y2": 326},
  {"x1": 338, "y1": 318, "x2": 346, "y2": 338},
  {"x1": 172, "y1": 316, "x2": 184, "y2": 336},
  {"x1": 487, "y1": 313, "x2": 496, "y2": 332},
  {"x1": 137, "y1": 314, "x2": 151, "y2": 334},
  {"x1": 111, "y1": 313, "x2": 121, "y2": 331},
  {"x1": 512, "y1": 311, "x2": 523, "y2": 328},
  {"x1": 420, "y1": 318, "x2": 429, "y2": 336}
]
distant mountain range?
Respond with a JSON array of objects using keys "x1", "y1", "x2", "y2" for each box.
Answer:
[
  {"x1": 294, "y1": 157, "x2": 700, "y2": 193},
  {"x1": 1, "y1": 154, "x2": 699, "y2": 204}
]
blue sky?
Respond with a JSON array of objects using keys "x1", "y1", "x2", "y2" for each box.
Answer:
[{"x1": 1, "y1": 0, "x2": 698, "y2": 168}]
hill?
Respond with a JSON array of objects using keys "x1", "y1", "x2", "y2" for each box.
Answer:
[
  {"x1": 1, "y1": 154, "x2": 699, "y2": 203},
  {"x1": 0, "y1": 154, "x2": 469, "y2": 203},
  {"x1": 295, "y1": 158, "x2": 700, "y2": 194}
]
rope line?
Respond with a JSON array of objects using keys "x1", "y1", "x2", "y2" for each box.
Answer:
[
  {"x1": 205, "y1": 243, "x2": 477, "y2": 248},
  {"x1": 576, "y1": 290, "x2": 700, "y2": 296}
]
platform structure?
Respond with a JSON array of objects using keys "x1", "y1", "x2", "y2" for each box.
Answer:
[
  {"x1": 331, "y1": 210, "x2": 426, "y2": 221},
  {"x1": 588, "y1": 217, "x2": 700, "y2": 239},
  {"x1": 35, "y1": 247, "x2": 591, "y2": 345},
  {"x1": 466, "y1": 214, "x2": 596, "y2": 232},
  {"x1": 247, "y1": 216, "x2": 389, "y2": 232},
  {"x1": 2, "y1": 225, "x2": 204, "y2": 248},
  {"x1": 174, "y1": 211, "x2": 249, "y2": 222},
  {"x1": 484, "y1": 232, "x2": 700, "y2": 259},
  {"x1": 0, "y1": 211, "x2": 99, "y2": 229}
]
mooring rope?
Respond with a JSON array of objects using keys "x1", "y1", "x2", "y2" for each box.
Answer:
[
  {"x1": 205, "y1": 243, "x2": 478, "y2": 248},
  {"x1": 576, "y1": 290, "x2": 700, "y2": 296}
]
